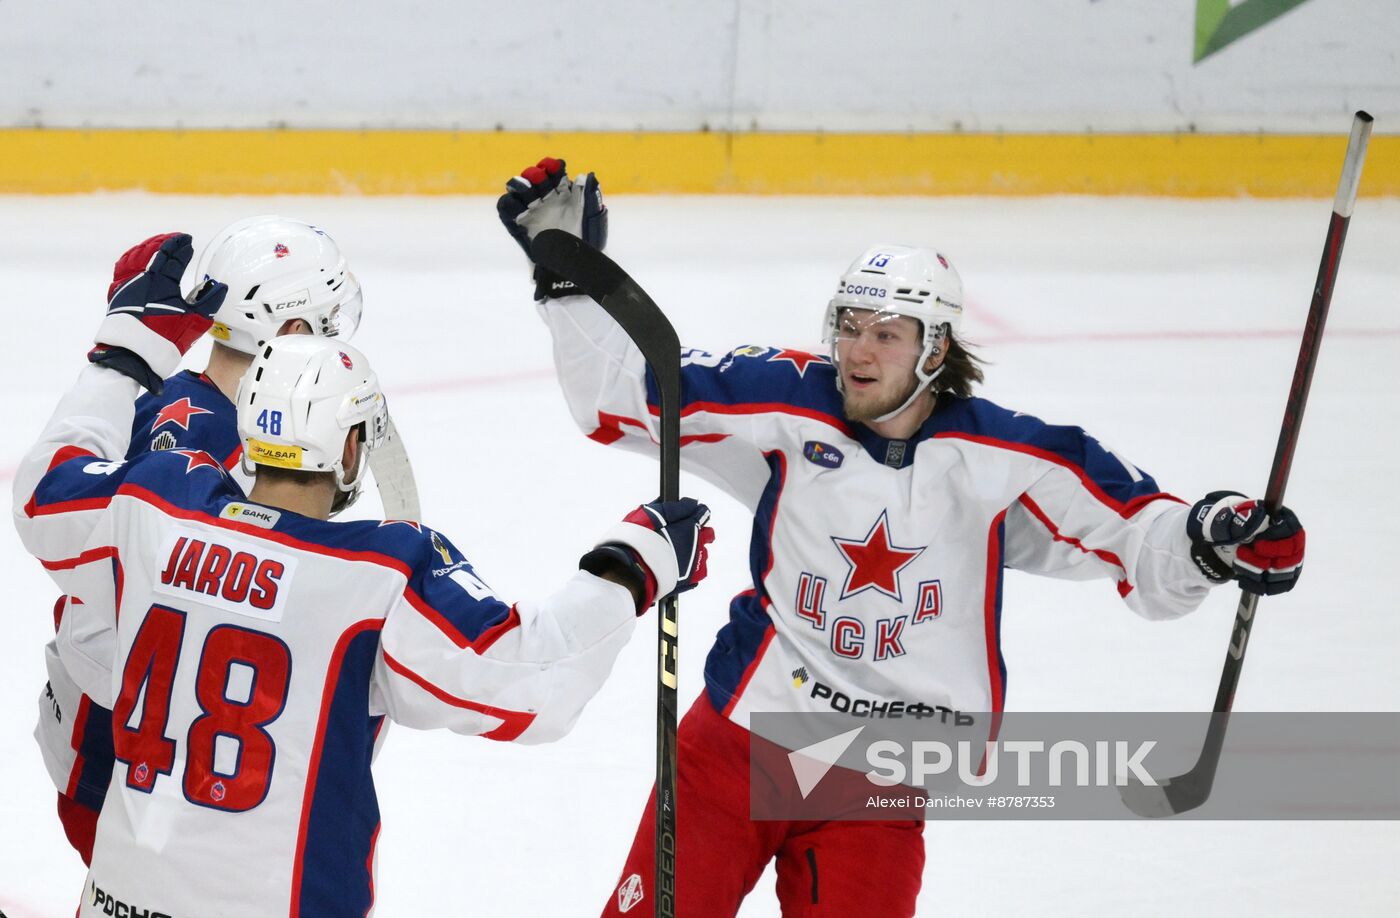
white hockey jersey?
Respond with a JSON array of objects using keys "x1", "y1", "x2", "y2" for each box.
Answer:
[
  {"x1": 540, "y1": 296, "x2": 1215, "y2": 728},
  {"x1": 36, "y1": 369, "x2": 251, "y2": 812},
  {"x1": 14, "y1": 365, "x2": 638, "y2": 916}
]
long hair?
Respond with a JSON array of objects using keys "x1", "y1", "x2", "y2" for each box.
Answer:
[{"x1": 932, "y1": 331, "x2": 986, "y2": 399}]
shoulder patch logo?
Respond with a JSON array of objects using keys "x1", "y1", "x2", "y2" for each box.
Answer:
[
  {"x1": 803, "y1": 441, "x2": 844, "y2": 469},
  {"x1": 152, "y1": 397, "x2": 214, "y2": 433},
  {"x1": 151, "y1": 430, "x2": 177, "y2": 452},
  {"x1": 430, "y1": 530, "x2": 453, "y2": 566},
  {"x1": 719, "y1": 344, "x2": 771, "y2": 373},
  {"x1": 767, "y1": 348, "x2": 828, "y2": 377}
]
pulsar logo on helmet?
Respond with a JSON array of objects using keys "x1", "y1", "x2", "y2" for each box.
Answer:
[
  {"x1": 246, "y1": 439, "x2": 304, "y2": 470},
  {"x1": 272, "y1": 292, "x2": 311, "y2": 312},
  {"x1": 340, "y1": 351, "x2": 354, "y2": 370},
  {"x1": 803, "y1": 441, "x2": 845, "y2": 469},
  {"x1": 274, "y1": 242, "x2": 290, "y2": 258},
  {"x1": 936, "y1": 253, "x2": 949, "y2": 268}
]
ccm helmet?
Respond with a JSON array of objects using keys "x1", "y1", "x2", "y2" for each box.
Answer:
[
  {"x1": 198, "y1": 216, "x2": 363, "y2": 355},
  {"x1": 823, "y1": 244, "x2": 964, "y2": 421},
  {"x1": 235, "y1": 337, "x2": 387, "y2": 510}
]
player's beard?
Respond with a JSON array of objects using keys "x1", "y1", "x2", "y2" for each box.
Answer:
[{"x1": 842, "y1": 373, "x2": 922, "y2": 423}]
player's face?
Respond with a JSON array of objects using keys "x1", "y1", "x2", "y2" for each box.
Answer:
[{"x1": 834, "y1": 309, "x2": 925, "y2": 421}]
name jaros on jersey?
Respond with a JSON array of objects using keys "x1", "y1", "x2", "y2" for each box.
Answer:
[{"x1": 154, "y1": 526, "x2": 297, "y2": 623}]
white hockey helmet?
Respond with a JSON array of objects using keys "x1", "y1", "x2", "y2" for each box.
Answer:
[
  {"x1": 823, "y1": 244, "x2": 965, "y2": 422},
  {"x1": 235, "y1": 337, "x2": 387, "y2": 506},
  {"x1": 198, "y1": 215, "x2": 363, "y2": 355}
]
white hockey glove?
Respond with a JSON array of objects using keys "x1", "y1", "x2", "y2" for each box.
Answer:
[
  {"x1": 496, "y1": 156, "x2": 607, "y2": 300},
  {"x1": 580, "y1": 498, "x2": 714, "y2": 614}
]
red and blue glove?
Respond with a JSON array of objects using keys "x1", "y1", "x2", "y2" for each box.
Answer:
[
  {"x1": 581, "y1": 498, "x2": 714, "y2": 613},
  {"x1": 89, "y1": 233, "x2": 227, "y2": 393},
  {"x1": 497, "y1": 156, "x2": 607, "y2": 300},
  {"x1": 1187, "y1": 491, "x2": 1305, "y2": 595}
]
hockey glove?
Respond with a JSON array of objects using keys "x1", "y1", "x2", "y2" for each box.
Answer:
[
  {"x1": 89, "y1": 233, "x2": 227, "y2": 393},
  {"x1": 1187, "y1": 490, "x2": 1305, "y2": 595},
  {"x1": 580, "y1": 498, "x2": 714, "y2": 613},
  {"x1": 496, "y1": 156, "x2": 607, "y2": 300}
]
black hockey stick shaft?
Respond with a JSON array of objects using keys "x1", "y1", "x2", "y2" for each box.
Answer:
[
  {"x1": 1157, "y1": 111, "x2": 1372, "y2": 813},
  {"x1": 531, "y1": 229, "x2": 681, "y2": 916}
]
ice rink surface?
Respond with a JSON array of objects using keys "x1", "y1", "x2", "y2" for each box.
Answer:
[{"x1": 1, "y1": 192, "x2": 1397, "y2": 916}]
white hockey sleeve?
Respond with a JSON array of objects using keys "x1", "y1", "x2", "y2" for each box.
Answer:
[
  {"x1": 1004, "y1": 469, "x2": 1213, "y2": 621},
  {"x1": 375, "y1": 536, "x2": 638, "y2": 743},
  {"x1": 13, "y1": 363, "x2": 139, "y2": 564},
  {"x1": 538, "y1": 295, "x2": 773, "y2": 508},
  {"x1": 11, "y1": 365, "x2": 137, "y2": 708}
]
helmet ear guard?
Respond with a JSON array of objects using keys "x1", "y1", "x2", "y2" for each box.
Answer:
[{"x1": 824, "y1": 245, "x2": 965, "y2": 422}]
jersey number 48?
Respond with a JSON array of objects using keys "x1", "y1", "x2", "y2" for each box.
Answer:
[{"x1": 112, "y1": 604, "x2": 291, "y2": 812}]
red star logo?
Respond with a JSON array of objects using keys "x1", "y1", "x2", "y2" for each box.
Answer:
[
  {"x1": 378, "y1": 519, "x2": 423, "y2": 532},
  {"x1": 171, "y1": 449, "x2": 225, "y2": 475},
  {"x1": 830, "y1": 511, "x2": 925, "y2": 602},
  {"x1": 767, "y1": 348, "x2": 828, "y2": 377},
  {"x1": 151, "y1": 397, "x2": 213, "y2": 433}
]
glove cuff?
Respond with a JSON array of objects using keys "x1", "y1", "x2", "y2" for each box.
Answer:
[
  {"x1": 93, "y1": 312, "x2": 183, "y2": 379},
  {"x1": 1189, "y1": 538, "x2": 1236, "y2": 584},
  {"x1": 579, "y1": 544, "x2": 655, "y2": 613},
  {"x1": 88, "y1": 345, "x2": 165, "y2": 394},
  {"x1": 592, "y1": 520, "x2": 680, "y2": 600}
]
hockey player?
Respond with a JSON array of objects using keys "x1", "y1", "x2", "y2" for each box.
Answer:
[
  {"x1": 498, "y1": 159, "x2": 1307, "y2": 917},
  {"x1": 34, "y1": 218, "x2": 371, "y2": 866},
  {"x1": 13, "y1": 233, "x2": 715, "y2": 914}
]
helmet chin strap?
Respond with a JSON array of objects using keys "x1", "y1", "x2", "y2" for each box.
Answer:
[
  {"x1": 330, "y1": 436, "x2": 368, "y2": 517},
  {"x1": 872, "y1": 363, "x2": 944, "y2": 423},
  {"x1": 871, "y1": 329, "x2": 948, "y2": 424}
]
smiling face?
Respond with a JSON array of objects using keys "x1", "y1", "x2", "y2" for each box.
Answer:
[
  {"x1": 832, "y1": 307, "x2": 949, "y2": 435},
  {"x1": 833, "y1": 308, "x2": 926, "y2": 421}
]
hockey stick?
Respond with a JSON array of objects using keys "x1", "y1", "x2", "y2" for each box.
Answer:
[
  {"x1": 370, "y1": 414, "x2": 422, "y2": 520},
  {"x1": 1121, "y1": 111, "x2": 1373, "y2": 818},
  {"x1": 531, "y1": 228, "x2": 682, "y2": 915}
]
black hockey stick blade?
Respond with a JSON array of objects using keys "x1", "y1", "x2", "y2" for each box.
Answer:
[
  {"x1": 1120, "y1": 111, "x2": 1372, "y2": 819},
  {"x1": 531, "y1": 228, "x2": 683, "y2": 914},
  {"x1": 531, "y1": 229, "x2": 682, "y2": 402}
]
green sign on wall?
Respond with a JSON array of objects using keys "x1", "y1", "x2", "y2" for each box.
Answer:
[{"x1": 1195, "y1": 0, "x2": 1313, "y2": 62}]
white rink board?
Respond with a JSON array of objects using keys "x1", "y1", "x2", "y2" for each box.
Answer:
[
  {"x1": 1, "y1": 1, "x2": 1396, "y2": 131},
  {"x1": 0, "y1": 193, "x2": 1398, "y2": 916}
]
